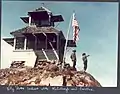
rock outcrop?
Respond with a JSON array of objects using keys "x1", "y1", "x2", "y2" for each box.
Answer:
[{"x1": 0, "y1": 61, "x2": 102, "y2": 87}]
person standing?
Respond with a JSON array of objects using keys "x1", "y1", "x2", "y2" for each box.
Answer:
[
  {"x1": 82, "y1": 53, "x2": 90, "y2": 72},
  {"x1": 70, "y1": 50, "x2": 77, "y2": 69}
]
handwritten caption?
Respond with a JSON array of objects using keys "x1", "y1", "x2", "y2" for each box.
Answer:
[{"x1": 6, "y1": 86, "x2": 95, "y2": 93}]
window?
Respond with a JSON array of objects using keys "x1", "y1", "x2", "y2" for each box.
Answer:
[
  {"x1": 15, "y1": 37, "x2": 25, "y2": 50},
  {"x1": 41, "y1": 20, "x2": 50, "y2": 26}
]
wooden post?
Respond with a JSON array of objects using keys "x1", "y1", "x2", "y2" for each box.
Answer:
[
  {"x1": 46, "y1": 35, "x2": 47, "y2": 50},
  {"x1": 24, "y1": 37, "x2": 27, "y2": 50},
  {"x1": 29, "y1": 16, "x2": 31, "y2": 26},
  {"x1": 42, "y1": 33, "x2": 47, "y2": 50},
  {"x1": 14, "y1": 37, "x2": 16, "y2": 50},
  {"x1": 42, "y1": 48, "x2": 49, "y2": 61},
  {"x1": 35, "y1": 35, "x2": 37, "y2": 50},
  {"x1": 57, "y1": 34, "x2": 59, "y2": 50},
  {"x1": 63, "y1": 14, "x2": 72, "y2": 68},
  {"x1": 62, "y1": 75, "x2": 67, "y2": 86}
]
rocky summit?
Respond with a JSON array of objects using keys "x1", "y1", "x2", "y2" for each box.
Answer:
[{"x1": 0, "y1": 61, "x2": 102, "y2": 87}]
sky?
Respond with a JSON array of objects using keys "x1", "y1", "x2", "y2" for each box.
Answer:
[{"x1": 1, "y1": 1, "x2": 119, "y2": 87}]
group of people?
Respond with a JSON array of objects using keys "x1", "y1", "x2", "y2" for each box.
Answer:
[{"x1": 70, "y1": 50, "x2": 90, "y2": 71}]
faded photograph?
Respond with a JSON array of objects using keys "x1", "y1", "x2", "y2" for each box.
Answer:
[{"x1": 1, "y1": 1, "x2": 118, "y2": 87}]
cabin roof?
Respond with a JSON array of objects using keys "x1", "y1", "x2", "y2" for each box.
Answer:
[
  {"x1": 27, "y1": 7, "x2": 52, "y2": 20},
  {"x1": 33, "y1": 7, "x2": 51, "y2": 13},
  {"x1": 21, "y1": 6, "x2": 64, "y2": 24},
  {"x1": 20, "y1": 14, "x2": 64, "y2": 24},
  {"x1": 3, "y1": 38, "x2": 14, "y2": 46},
  {"x1": 67, "y1": 40, "x2": 76, "y2": 47},
  {"x1": 28, "y1": 7, "x2": 51, "y2": 14},
  {"x1": 20, "y1": 17, "x2": 29, "y2": 23},
  {"x1": 10, "y1": 26, "x2": 63, "y2": 37}
]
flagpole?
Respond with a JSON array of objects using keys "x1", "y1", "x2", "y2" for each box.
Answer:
[{"x1": 62, "y1": 14, "x2": 73, "y2": 68}]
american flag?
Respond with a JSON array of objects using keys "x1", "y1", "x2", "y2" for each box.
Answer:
[{"x1": 72, "y1": 13, "x2": 80, "y2": 43}]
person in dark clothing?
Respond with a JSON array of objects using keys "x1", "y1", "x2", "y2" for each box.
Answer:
[
  {"x1": 70, "y1": 50, "x2": 77, "y2": 69},
  {"x1": 82, "y1": 53, "x2": 90, "y2": 71}
]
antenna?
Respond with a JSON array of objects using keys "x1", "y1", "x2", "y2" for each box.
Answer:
[
  {"x1": 41, "y1": 3, "x2": 45, "y2": 7},
  {"x1": 41, "y1": 3, "x2": 51, "y2": 13}
]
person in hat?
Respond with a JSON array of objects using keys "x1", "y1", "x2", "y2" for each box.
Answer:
[
  {"x1": 82, "y1": 53, "x2": 90, "y2": 72},
  {"x1": 70, "y1": 50, "x2": 77, "y2": 69}
]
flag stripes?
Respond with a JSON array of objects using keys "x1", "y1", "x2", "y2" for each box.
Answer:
[{"x1": 72, "y1": 13, "x2": 80, "y2": 42}]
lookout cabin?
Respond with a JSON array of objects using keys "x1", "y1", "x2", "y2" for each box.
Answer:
[{"x1": 3, "y1": 6, "x2": 76, "y2": 67}]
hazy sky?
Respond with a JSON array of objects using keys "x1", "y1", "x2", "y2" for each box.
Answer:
[{"x1": 1, "y1": 1, "x2": 118, "y2": 87}]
